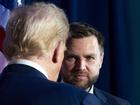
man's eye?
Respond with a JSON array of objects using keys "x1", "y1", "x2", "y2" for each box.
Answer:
[
  {"x1": 86, "y1": 56, "x2": 95, "y2": 61},
  {"x1": 65, "y1": 56, "x2": 76, "y2": 62}
]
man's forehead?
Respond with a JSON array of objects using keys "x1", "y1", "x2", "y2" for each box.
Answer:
[{"x1": 65, "y1": 49, "x2": 96, "y2": 56}]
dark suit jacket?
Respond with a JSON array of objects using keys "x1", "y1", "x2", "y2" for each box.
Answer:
[
  {"x1": 94, "y1": 87, "x2": 130, "y2": 105},
  {"x1": 0, "y1": 64, "x2": 102, "y2": 105}
]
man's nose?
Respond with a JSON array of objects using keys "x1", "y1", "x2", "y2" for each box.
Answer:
[{"x1": 75, "y1": 60, "x2": 86, "y2": 70}]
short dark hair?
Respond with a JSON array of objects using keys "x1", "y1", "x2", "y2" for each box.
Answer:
[{"x1": 67, "y1": 22, "x2": 104, "y2": 52}]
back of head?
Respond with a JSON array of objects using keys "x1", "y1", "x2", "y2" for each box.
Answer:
[{"x1": 4, "y1": 2, "x2": 69, "y2": 60}]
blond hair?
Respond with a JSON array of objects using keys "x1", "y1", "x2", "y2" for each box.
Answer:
[{"x1": 4, "y1": 2, "x2": 69, "y2": 60}]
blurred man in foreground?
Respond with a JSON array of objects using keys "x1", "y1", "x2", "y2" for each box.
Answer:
[{"x1": 0, "y1": 3, "x2": 99, "y2": 105}]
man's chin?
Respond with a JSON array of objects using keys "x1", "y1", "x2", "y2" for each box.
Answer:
[
  {"x1": 75, "y1": 76, "x2": 88, "y2": 81},
  {"x1": 73, "y1": 81, "x2": 90, "y2": 90}
]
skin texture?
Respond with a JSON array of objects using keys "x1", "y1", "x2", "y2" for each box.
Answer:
[{"x1": 61, "y1": 36, "x2": 104, "y2": 89}]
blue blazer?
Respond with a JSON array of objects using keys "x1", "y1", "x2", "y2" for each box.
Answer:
[
  {"x1": 0, "y1": 64, "x2": 102, "y2": 105},
  {"x1": 94, "y1": 88, "x2": 130, "y2": 105}
]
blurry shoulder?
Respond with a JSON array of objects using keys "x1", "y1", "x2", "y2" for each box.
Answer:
[
  {"x1": 56, "y1": 82, "x2": 89, "y2": 96},
  {"x1": 94, "y1": 88, "x2": 130, "y2": 105}
]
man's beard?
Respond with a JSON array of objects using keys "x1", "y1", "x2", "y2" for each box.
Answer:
[{"x1": 63, "y1": 72, "x2": 99, "y2": 90}]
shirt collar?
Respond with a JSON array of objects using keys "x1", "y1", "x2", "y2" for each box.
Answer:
[
  {"x1": 86, "y1": 85, "x2": 94, "y2": 94},
  {"x1": 9, "y1": 59, "x2": 48, "y2": 78}
]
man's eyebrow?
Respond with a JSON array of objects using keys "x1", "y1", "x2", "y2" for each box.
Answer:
[
  {"x1": 64, "y1": 51, "x2": 78, "y2": 56},
  {"x1": 84, "y1": 53, "x2": 96, "y2": 58},
  {"x1": 65, "y1": 51, "x2": 75, "y2": 55},
  {"x1": 85, "y1": 53, "x2": 96, "y2": 56}
]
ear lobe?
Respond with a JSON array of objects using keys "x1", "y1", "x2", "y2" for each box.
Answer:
[{"x1": 52, "y1": 41, "x2": 61, "y2": 63}]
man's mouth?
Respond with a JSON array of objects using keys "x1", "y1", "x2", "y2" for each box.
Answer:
[{"x1": 75, "y1": 73, "x2": 88, "y2": 80}]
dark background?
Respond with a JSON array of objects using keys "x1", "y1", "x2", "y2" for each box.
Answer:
[{"x1": 0, "y1": 0, "x2": 140, "y2": 104}]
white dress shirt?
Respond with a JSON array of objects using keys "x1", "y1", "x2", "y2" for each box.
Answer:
[
  {"x1": 86, "y1": 85, "x2": 94, "y2": 94},
  {"x1": 9, "y1": 59, "x2": 48, "y2": 78}
]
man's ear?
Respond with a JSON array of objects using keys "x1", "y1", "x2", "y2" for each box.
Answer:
[
  {"x1": 52, "y1": 41, "x2": 61, "y2": 63},
  {"x1": 99, "y1": 52, "x2": 104, "y2": 69}
]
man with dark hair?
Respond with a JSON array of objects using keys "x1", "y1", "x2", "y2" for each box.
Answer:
[{"x1": 61, "y1": 22, "x2": 130, "y2": 105}]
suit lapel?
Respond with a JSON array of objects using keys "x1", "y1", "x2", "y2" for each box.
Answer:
[
  {"x1": 94, "y1": 87, "x2": 110, "y2": 105},
  {"x1": 92, "y1": 94, "x2": 106, "y2": 105}
]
